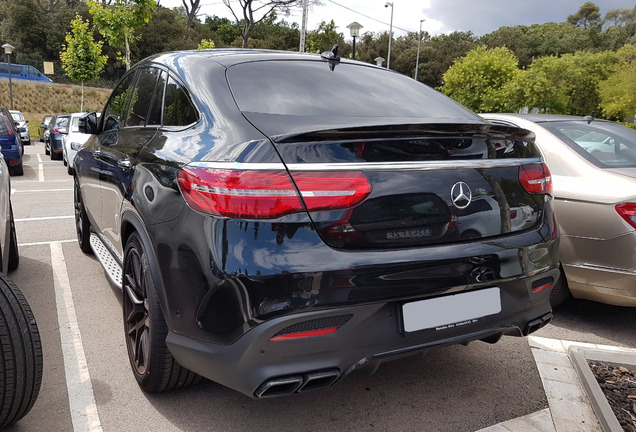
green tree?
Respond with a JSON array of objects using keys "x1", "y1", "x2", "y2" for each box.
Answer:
[
  {"x1": 567, "y1": 2, "x2": 602, "y2": 28},
  {"x1": 508, "y1": 50, "x2": 618, "y2": 115},
  {"x1": 306, "y1": 20, "x2": 344, "y2": 53},
  {"x1": 599, "y1": 44, "x2": 636, "y2": 121},
  {"x1": 197, "y1": 39, "x2": 215, "y2": 49},
  {"x1": 415, "y1": 31, "x2": 477, "y2": 87},
  {"x1": 88, "y1": 0, "x2": 156, "y2": 70},
  {"x1": 60, "y1": 14, "x2": 107, "y2": 110},
  {"x1": 440, "y1": 46, "x2": 519, "y2": 112}
]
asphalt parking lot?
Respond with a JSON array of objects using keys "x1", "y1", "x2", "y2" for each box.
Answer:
[{"x1": 6, "y1": 140, "x2": 636, "y2": 432}]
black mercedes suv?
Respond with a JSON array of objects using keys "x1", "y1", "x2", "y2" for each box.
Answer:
[{"x1": 74, "y1": 49, "x2": 559, "y2": 398}]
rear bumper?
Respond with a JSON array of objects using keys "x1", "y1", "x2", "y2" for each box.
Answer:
[
  {"x1": 50, "y1": 137, "x2": 64, "y2": 152},
  {"x1": 166, "y1": 268, "x2": 558, "y2": 398},
  {"x1": 1, "y1": 148, "x2": 21, "y2": 165}
]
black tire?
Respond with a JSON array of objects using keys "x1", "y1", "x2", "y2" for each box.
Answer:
[
  {"x1": 63, "y1": 155, "x2": 67, "y2": 167},
  {"x1": 67, "y1": 164, "x2": 73, "y2": 176},
  {"x1": 549, "y1": 265, "x2": 571, "y2": 308},
  {"x1": 8, "y1": 205, "x2": 19, "y2": 272},
  {"x1": 74, "y1": 176, "x2": 92, "y2": 254},
  {"x1": 123, "y1": 232, "x2": 204, "y2": 392},
  {"x1": 10, "y1": 162, "x2": 24, "y2": 177},
  {"x1": 44, "y1": 143, "x2": 49, "y2": 156},
  {"x1": 0, "y1": 273, "x2": 43, "y2": 428}
]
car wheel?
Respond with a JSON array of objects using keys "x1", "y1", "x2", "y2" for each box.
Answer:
[
  {"x1": 460, "y1": 229, "x2": 481, "y2": 240},
  {"x1": 0, "y1": 273, "x2": 43, "y2": 429},
  {"x1": 549, "y1": 265, "x2": 571, "y2": 308},
  {"x1": 63, "y1": 154, "x2": 67, "y2": 166},
  {"x1": 67, "y1": 164, "x2": 73, "y2": 176},
  {"x1": 10, "y1": 161, "x2": 24, "y2": 176},
  {"x1": 74, "y1": 176, "x2": 92, "y2": 254},
  {"x1": 8, "y1": 205, "x2": 19, "y2": 271},
  {"x1": 44, "y1": 142, "x2": 50, "y2": 156},
  {"x1": 123, "y1": 232, "x2": 204, "y2": 392}
]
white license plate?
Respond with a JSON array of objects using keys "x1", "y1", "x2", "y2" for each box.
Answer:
[
  {"x1": 402, "y1": 288, "x2": 501, "y2": 333},
  {"x1": 387, "y1": 228, "x2": 432, "y2": 239}
]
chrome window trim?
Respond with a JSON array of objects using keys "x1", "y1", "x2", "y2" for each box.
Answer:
[{"x1": 189, "y1": 158, "x2": 543, "y2": 171}]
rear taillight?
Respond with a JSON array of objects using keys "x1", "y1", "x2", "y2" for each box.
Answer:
[
  {"x1": 520, "y1": 163, "x2": 552, "y2": 196},
  {"x1": 52, "y1": 128, "x2": 60, "y2": 133},
  {"x1": 616, "y1": 203, "x2": 636, "y2": 229},
  {"x1": 177, "y1": 167, "x2": 371, "y2": 219}
]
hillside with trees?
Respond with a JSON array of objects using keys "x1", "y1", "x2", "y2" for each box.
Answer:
[{"x1": 0, "y1": 1, "x2": 635, "y2": 120}]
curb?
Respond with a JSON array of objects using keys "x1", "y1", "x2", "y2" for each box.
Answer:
[{"x1": 568, "y1": 346, "x2": 636, "y2": 432}]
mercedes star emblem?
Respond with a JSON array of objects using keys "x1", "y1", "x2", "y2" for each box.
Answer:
[{"x1": 450, "y1": 182, "x2": 472, "y2": 209}]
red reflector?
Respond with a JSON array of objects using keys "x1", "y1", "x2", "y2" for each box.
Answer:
[
  {"x1": 177, "y1": 167, "x2": 371, "y2": 219},
  {"x1": 616, "y1": 203, "x2": 636, "y2": 229},
  {"x1": 52, "y1": 128, "x2": 59, "y2": 133},
  {"x1": 520, "y1": 163, "x2": 552, "y2": 196},
  {"x1": 269, "y1": 327, "x2": 339, "y2": 341},
  {"x1": 532, "y1": 283, "x2": 553, "y2": 294}
]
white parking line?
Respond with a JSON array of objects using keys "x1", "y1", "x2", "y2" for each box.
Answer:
[
  {"x1": 12, "y1": 188, "x2": 74, "y2": 193},
  {"x1": 36, "y1": 153, "x2": 44, "y2": 182},
  {"x1": 15, "y1": 215, "x2": 74, "y2": 222},
  {"x1": 50, "y1": 242, "x2": 103, "y2": 432},
  {"x1": 19, "y1": 239, "x2": 76, "y2": 247}
]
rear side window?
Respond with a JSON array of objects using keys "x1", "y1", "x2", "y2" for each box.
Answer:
[
  {"x1": 102, "y1": 72, "x2": 136, "y2": 132},
  {"x1": 127, "y1": 67, "x2": 161, "y2": 127},
  {"x1": 227, "y1": 60, "x2": 478, "y2": 120},
  {"x1": 0, "y1": 115, "x2": 9, "y2": 136},
  {"x1": 163, "y1": 76, "x2": 198, "y2": 127}
]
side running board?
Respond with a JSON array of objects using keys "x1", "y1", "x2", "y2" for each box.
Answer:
[{"x1": 89, "y1": 234, "x2": 123, "y2": 287}]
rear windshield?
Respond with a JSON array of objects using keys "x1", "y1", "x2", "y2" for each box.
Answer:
[
  {"x1": 0, "y1": 115, "x2": 9, "y2": 136},
  {"x1": 542, "y1": 121, "x2": 636, "y2": 168},
  {"x1": 55, "y1": 116, "x2": 70, "y2": 128},
  {"x1": 227, "y1": 60, "x2": 478, "y2": 120},
  {"x1": 11, "y1": 112, "x2": 25, "y2": 122}
]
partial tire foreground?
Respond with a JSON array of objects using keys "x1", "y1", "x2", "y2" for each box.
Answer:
[
  {"x1": 0, "y1": 273, "x2": 43, "y2": 428},
  {"x1": 123, "y1": 232, "x2": 204, "y2": 392}
]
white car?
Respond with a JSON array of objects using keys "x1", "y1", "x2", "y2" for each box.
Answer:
[
  {"x1": 9, "y1": 110, "x2": 30, "y2": 147},
  {"x1": 62, "y1": 112, "x2": 91, "y2": 175}
]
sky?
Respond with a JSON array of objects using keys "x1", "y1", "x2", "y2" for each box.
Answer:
[{"x1": 158, "y1": 0, "x2": 636, "y2": 39}]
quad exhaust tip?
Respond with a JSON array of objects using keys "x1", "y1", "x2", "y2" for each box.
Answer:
[{"x1": 255, "y1": 369, "x2": 340, "y2": 398}]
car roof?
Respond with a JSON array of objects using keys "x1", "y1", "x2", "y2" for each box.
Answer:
[
  {"x1": 481, "y1": 113, "x2": 614, "y2": 125},
  {"x1": 138, "y1": 48, "x2": 380, "y2": 71}
]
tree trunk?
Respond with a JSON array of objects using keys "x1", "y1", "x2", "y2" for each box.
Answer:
[
  {"x1": 81, "y1": 81, "x2": 84, "y2": 112},
  {"x1": 125, "y1": 32, "x2": 131, "y2": 71}
]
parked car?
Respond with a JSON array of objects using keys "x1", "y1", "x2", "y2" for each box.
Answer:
[
  {"x1": 38, "y1": 115, "x2": 53, "y2": 142},
  {"x1": 0, "y1": 107, "x2": 24, "y2": 176},
  {"x1": 0, "y1": 152, "x2": 42, "y2": 428},
  {"x1": 74, "y1": 49, "x2": 559, "y2": 398},
  {"x1": 63, "y1": 112, "x2": 100, "y2": 175},
  {"x1": 482, "y1": 113, "x2": 636, "y2": 307},
  {"x1": 45, "y1": 114, "x2": 70, "y2": 160},
  {"x1": 9, "y1": 110, "x2": 30, "y2": 146}
]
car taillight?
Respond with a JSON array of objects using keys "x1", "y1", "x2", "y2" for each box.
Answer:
[
  {"x1": 177, "y1": 167, "x2": 371, "y2": 219},
  {"x1": 52, "y1": 128, "x2": 59, "y2": 133},
  {"x1": 616, "y1": 203, "x2": 636, "y2": 229},
  {"x1": 520, "y1": 163, "x2": 552, "y2": 196}
]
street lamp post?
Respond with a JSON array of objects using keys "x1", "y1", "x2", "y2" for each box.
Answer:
[
  {"x1": 384, "y1": 2, "x2": 393, "y2": 69},
  {"x1": 2, "y1": 43, "x2": 14, "y2": 110},
  {"x1": 414, "y1": 19, "x2": 425, "y2": 81},
  {"x1": 346, "y1": 22, "x2": 363, "y2": 60}
]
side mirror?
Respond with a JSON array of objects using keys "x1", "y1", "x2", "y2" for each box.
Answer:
[
  {"x1": 40, "y1": 123, "x2": 46, "y2": 128},
  {"x1": 79, "y1": 112, "x2": 98, "y2": 135}
]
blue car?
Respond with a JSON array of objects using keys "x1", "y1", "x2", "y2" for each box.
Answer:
[{"x1": 0, "y1": 109, "x2": 23, "y2": 176}]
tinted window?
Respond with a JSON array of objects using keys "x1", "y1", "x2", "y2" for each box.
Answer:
[
  {"x1": 55, "y1": 116, "x2": 69, "y2": 129},
  {"x1": 127, "y1": 68, "x2": 160, "y2": 127},
  {"x1": 11, "y1": 112, "x2": 25, "y2": 122},
  {"x1": 0, "y1": 64, "x2": 23, "y2": 75},
  {"x1": 0, "y1": 115, "x2": 9, "y2": 136},
  {"x1": 227, "y1": 61, "x2": 478, "y2": 119},
  {"x1": 147, "y1": 71, "x2": 166, "y2": 126},
  {"x1": 103, "y1": 72, "x2": 136, "y2": 132},
  {"x1": 543, "y1": 121, "x2": 636, "y2": 168},
  {"x1": 163, "y1": 76, "x2": 198, "y2": 127}
]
